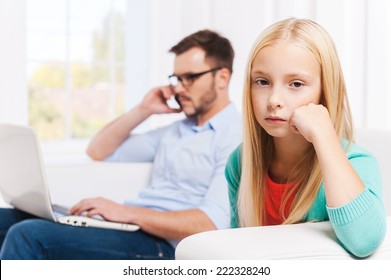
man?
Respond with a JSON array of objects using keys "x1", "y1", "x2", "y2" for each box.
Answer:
[{"x1": 0, "y1": 29, "x2": 241, "y2": 259}]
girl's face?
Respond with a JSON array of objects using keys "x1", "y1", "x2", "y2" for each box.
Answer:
[{"x1": 250, "y1": 41, "x2": 322, "y2": 138}]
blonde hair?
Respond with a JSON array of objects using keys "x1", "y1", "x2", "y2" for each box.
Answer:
[{"x1": 238, "y1": 18, "x2": 354, "y2": 227}]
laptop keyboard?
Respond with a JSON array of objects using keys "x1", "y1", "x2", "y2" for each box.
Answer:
[
  {"x1": 52, "y1": 204, "x2": 70, "y2": 215},
  {"x1": 52, "y1": 204, "x2": 104, "y2": 220}
]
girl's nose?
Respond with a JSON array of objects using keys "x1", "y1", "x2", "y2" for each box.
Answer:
[{"x1": 267, "y1": 88, "x2": 284, "y2": 110}]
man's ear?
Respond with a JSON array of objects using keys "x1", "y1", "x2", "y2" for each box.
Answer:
[{"x1": 216, "y1": 68, "x2": 231, "y2": 89}]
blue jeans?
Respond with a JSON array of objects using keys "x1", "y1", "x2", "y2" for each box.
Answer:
[{"x1": 0, "y1": 208, "x2": 174, "y2": 260}]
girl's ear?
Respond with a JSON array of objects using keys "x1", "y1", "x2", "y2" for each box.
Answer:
[{"x1": 216, "y1": 68, "x2": 231, "y2": 89}]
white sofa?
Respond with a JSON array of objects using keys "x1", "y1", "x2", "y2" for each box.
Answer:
[{"x1": 0, "y1": 129, "x2": 389, "y2": 259}]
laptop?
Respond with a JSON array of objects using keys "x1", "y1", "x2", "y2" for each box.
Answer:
[{"x1": 0, "y1": 123, "x2": 139, "y2": 232}]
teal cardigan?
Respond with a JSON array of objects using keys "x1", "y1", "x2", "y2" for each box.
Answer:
[{"x1": 225, "y1": 142, "x2": 387, "y2": 258}]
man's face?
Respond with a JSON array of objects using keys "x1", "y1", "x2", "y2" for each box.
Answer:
[{"x1": 171, "y1": 47, "x2": 219, "y2": 121}]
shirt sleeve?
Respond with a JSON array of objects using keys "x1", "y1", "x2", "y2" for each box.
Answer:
[
  {"x1": 105, "y1": 125, "x2": 171, "y2": 163},
  {"x1": 198, "y1": 139, "x2": 242, "y2": 230},
  {"x1": 326, "y1": 144, "x2": 387, "y2": 258}
]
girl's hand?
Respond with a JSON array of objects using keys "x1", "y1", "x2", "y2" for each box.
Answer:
[{"x1": 290, "y1": 103, "x2": 335, "y2": 143}]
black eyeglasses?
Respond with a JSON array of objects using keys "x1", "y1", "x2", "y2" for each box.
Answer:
[{"x1": 168, "y1": 67, "x2": 222, "y2": 88}]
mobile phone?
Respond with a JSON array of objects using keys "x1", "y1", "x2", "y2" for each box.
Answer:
[{"x1": 167, "y1": 95, "x2": 181, "y2": 109}]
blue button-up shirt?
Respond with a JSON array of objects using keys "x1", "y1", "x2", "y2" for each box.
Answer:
[{"x1": 106, "y1": 103, "x2": 242, "y2": 242}]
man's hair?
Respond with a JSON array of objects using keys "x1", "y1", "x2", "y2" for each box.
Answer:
[{"x1": 169, "y1": 29, "x2": 234, "y2": 73}]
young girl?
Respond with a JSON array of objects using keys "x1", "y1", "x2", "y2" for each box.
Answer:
[{"x1": 225, "y1": 18, "x2": 386, "y2": 258}]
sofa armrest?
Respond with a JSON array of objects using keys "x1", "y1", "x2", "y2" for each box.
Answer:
[
  {"x1": 46, "y1": 161, "x2": 152, "y2": 207},
  {"x1": 176, "y1": 216, "x2": 391, "y2": 260}
]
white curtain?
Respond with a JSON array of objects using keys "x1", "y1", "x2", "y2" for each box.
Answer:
[
  {"x1": 126, "y1": 0, "x2": 391, "y2": 130},
  {"x1": 0, "y1": 0, "x2": 27, "y2": 125}
]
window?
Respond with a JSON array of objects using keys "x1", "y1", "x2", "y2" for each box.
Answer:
[{"x1": 27, "y1": 0, "x2": 127, "y2": 141}]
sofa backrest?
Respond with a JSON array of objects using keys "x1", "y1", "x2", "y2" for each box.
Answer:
[
  {"x1": 355, "y1": 128, "x2": 391, "y2": 215},
  {"x1": 46, "y1": 161, "x2": 152, "y2": 207}
]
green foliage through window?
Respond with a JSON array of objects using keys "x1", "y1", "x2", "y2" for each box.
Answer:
[{"x1": 28, "y1": 2, "x2": 126, "y2": 141}]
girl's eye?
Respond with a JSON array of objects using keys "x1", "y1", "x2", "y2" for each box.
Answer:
[
  {"x1": 291, "y1": 81, "x2": 304, "y2": 88},
  {"x1": 255, "y1": 79, "x2": 269, "y2": 86}
]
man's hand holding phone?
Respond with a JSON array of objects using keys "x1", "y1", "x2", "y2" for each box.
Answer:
[{"x1": 140, "y1": 86, "x2": 182, "y2": 115}]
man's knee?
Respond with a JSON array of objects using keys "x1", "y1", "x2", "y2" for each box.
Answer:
[
  {"x1": 8, "y1": 219, "x2": 48, "y2": 239},
  {"x1": 1, "y1": 219, "x2": 48, "y2": 259}
]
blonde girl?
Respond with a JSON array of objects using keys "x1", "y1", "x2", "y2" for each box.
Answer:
[{"x1": 225, "y1": 18, "x2": 386, "y2": 258}]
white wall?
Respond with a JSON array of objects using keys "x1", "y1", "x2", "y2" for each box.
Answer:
[{"x1": 0, "y1": 0, "x2": 27, "y2": 125}]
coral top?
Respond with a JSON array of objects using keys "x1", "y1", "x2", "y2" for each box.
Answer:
[{"x1": 264, "y1": 175, "x2": 296, "y2": 225}]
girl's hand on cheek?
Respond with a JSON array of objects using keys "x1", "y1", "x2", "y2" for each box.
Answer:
[{"x1": 290, "y1": 103, "x2": 334, "y2": 143}]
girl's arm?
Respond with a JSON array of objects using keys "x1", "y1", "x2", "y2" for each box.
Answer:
[
  {"x1": 291, "y1": 103, "x2": 386, "y2": 257},
  {"x1": 291, "y1": 103, "x2": 364, "y2": 207}
]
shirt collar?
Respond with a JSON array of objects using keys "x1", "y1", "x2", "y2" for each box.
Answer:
[
  {"x1": 180, "y1": 103, "x2": 239, "y2": 134},
  {"x1": 206, "y1": 103, "x2": 238, "y2": 131}
]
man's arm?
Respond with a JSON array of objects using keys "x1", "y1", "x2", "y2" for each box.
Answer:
[
  {"x1": 126, "y1": 207, "x2": 216, "y2": 240},
  {"x1": 86, "y1": 106, "x2": 151, "y2": 161},
  {"x1": 69, "y1": 198, "x2": 215, "y2": 240},
  {"x1": 87, "y1": 86, "x2": 180, "y2": 160}
]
